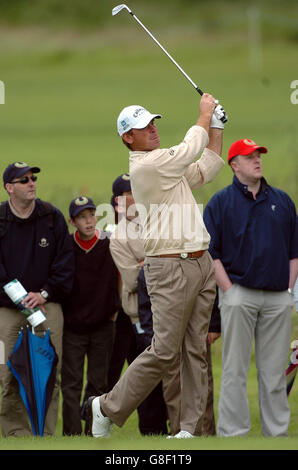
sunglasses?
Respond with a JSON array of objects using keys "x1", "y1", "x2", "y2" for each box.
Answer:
[{"x1": 10, "y1": 175, "x2": 38, "y2": 185}]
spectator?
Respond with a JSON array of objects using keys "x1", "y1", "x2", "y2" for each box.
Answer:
[
  {"x1": 107, "y1": 176, "x2": 143, "y2": 393},
  {"x1": 61, "y1": 196, "x2": 119, "y2": 435},
  {"x1": 109, "y1": 175, "x2": 168, "y2": 435},
  {"x1": 204, "y1": 138, "x2": 298, "y2": 436},
  {"x1": 0, "y1": 161, "x2": 74, "y2": 437}
]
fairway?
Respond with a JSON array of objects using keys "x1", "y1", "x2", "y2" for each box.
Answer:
[{"x1": 0, "y1": 0, "x2": 297, "y2": 453}]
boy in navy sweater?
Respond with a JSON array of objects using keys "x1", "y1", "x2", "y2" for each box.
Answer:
[{"x1": 61, "y1": 196, "x2": 120, "y2": 435}]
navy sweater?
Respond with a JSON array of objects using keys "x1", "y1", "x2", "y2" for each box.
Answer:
[
  {"x1": 204, "y1": 176, "x2": 298, "y2": 291},
  {"x1": 62, "y1": 233, "x2": 120, "y2": 333},
  {"x1": 0, "y1": 199, "x2": 74, "y2": 308}
]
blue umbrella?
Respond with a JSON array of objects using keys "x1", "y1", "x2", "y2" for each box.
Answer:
[{"x1": 7, "y1": 326, "x2": 58, "y2": 436}]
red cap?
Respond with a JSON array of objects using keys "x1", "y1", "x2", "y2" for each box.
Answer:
[{"x1": 228, "y1": 139, "x2": 268, "y2": 164}]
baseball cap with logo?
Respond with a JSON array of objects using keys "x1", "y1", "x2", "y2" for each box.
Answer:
[
  {"x1": 69, "y1": 196, "x2": 96, "y2": 218},
  {"x1": 3, "y1": 162, "x2": 40, "y2": 186},
  {"x1": 111, "y1": 173, "x2": 131, "y2": 208},
  {"x1": 228, "y1": 139, "x2": 268, "y2": 164},
  {"x1": 117, "y1": 105, "x2": 162, "y2": 137}
]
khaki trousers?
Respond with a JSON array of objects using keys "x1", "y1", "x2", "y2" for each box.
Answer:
[
  {"x1": 217, "y1": 284, "x2": 292, "y2": 437},
  {"x1": 0, "y1": 303, "x2": 63, "y2": 437},
  {"x1": 162, "y1": 339, "x2": 215, "y2": 436},
  {"x1": 101, "y1": 252, "x2": 216, "y2": 435}
]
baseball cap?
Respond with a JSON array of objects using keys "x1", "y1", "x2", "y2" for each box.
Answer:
[
  {"x1": 111, "y1": 173, "x2": 131, "y2": 208},
  {"x1": 69, "y1": 196, "x2": 96, "y2": 218},
  {"x1": 228, "y1": 139, "x2": 268, "y2": 164},
  {"x1": 3, "y1": 162, "x2": 40, "y2": 186},
  {"x1": 117, "y1": 105, "x2": 162, "y2": 137}
]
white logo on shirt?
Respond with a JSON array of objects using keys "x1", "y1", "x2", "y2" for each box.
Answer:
[{"x1": 39, "y1": 238, "x2": 49, "y2": 247}]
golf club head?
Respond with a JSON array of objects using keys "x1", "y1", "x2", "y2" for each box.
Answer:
[{"x1": 112, "y1": 4, "x2": 132, "y2": 16}]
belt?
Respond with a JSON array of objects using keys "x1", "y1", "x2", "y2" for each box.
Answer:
[{"x1": 155, "y1": 250, "x2": 206, "y2": 260}]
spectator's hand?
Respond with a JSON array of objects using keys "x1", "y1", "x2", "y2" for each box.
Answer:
[
  {"x1": 208, "y1": 332, "x2": 221, "y2": 344},
  {"x1": 223, "y1": 282, "x2": 233, "y2": 293},
  {"x1": 110, "y1": 311, "x2": 118, "y2": 322},
  {"x1": 22, "y1": 292, "x2": 47, "y2": 310}
]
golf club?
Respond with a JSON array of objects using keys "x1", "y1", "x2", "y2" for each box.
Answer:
[{"x1": 112, "y1": 4, "x2": 227, "y2": 123}]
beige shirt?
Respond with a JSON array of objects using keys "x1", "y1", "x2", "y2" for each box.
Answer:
[
  {"x1": 109, "y1": 218, "x2": 144, "y2": 324},
  {"x1": 129, "y1": 125, "x2": 225, "y2": 256}
]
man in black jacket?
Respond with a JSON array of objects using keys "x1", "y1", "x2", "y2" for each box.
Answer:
[{"x1": 0, "y1": 161, "x2": 74, "y2": 437}]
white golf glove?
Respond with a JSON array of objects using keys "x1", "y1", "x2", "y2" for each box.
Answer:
[{"x1": 210, "y1": 103, "x2": 228, "y2": 129}]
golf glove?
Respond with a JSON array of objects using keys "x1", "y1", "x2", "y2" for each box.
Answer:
[{"x1": 210, "y1": 104, "x2": 228, "y2": 129}]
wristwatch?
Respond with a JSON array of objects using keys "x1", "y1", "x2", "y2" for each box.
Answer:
[
  {"x1": 288, "y1": 287, "x2": 293, "y2": 295},
  {"x1": 40, "y1": 289, "x2": 49, "y2": 301}
]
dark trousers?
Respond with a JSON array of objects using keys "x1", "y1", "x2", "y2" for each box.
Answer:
[
  {"x1": 108, "y1": 307, "x2": 168, "y2": 435},
  {"x1": 108, "y1": 308, "x2": 136, "y2": 390},
  {"x1": 61, "y1": 322, "x2": 115, "y2": 435}
]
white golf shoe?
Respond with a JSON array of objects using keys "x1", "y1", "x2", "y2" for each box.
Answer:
[
  {"x1": 86, "y1": 396, "x2": 112, "y2": 438},
  {"x1": 167, "y1": 430, "x2": 194, "y2": 439}
]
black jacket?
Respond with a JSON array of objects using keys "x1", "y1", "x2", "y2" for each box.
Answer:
[{"x1": 0, "y1": 198, "x2": 74, "y2": 308}]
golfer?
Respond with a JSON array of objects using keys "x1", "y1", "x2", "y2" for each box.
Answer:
[{"x1": 87, "y1": 93, "x2": 226, "y2": 438}]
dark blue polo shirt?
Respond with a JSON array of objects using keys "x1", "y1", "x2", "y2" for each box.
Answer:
[{"x1": 203, "y1": 176, "x2": 298, "y2": 291}]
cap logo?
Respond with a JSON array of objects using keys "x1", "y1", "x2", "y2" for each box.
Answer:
[
  {"x1": 122, "y1": 174, "x2": 130, "y2": 181},
  {"x1": 133, "y1": 108, "x2": 145, "y2": 118},
  {"x1": 243, "y1": 139, "x2": 256, "y2": 146},
  {"x1": 14, "y1": 162, "x2": 28, "y2": 168},
  {"x1": 75, "y1": 196, "x2": 88, "y2": 206},
  {"x1": 121, "y1": 120, "x2": 129, "y2": 131}
]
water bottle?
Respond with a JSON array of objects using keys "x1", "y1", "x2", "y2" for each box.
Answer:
[{"x1": 3, "y1": 279, "x2": 46, "y2": 327}]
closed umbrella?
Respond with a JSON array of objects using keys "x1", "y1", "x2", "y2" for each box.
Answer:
[{"x1": 7, "y1": 326, "x2": 58, "y2": 436}]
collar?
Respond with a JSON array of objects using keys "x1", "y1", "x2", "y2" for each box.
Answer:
[
  {"x1": 8, "y1": 199, "x2": 36, "y2": 219},
  {"x1": 74, "y1": 229, "x2": 100, "y2": 252},
  {"x1": 233, "y1": 175, "x2": 269, "y2": 199},
  {"x1": 129, "y1": 150, "x2": 148, "y2": 158}
]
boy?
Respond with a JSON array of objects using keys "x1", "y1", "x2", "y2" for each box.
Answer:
[{"x1": 61, "y1": 196, "x2": 120, "y2": 435}]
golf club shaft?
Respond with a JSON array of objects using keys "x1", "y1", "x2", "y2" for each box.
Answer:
[{"x1": 128, "y1": 10, "x2": 203, "y2": 96}]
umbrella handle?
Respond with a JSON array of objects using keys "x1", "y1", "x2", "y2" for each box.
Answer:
[{"x1": 30, "y1": 326, "x2": 48, "y2": 336}]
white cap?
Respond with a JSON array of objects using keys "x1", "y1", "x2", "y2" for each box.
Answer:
[{"x1": 117, "y1": 105, "x2": 162, "y2": 136}]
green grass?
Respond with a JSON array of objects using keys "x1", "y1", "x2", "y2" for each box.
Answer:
[
  {"x1": 0, "y1": 23, "x2": 297, "y2": 215},
  {"x1": 0, "y1": 311, "x2": 297, "y2": 450},
  {"x1": 0, "y1": 435, "x2": 298, "y2": 451},
  {"x1": 0, "y1": 3, "x2": 297, "y2": 451}
]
